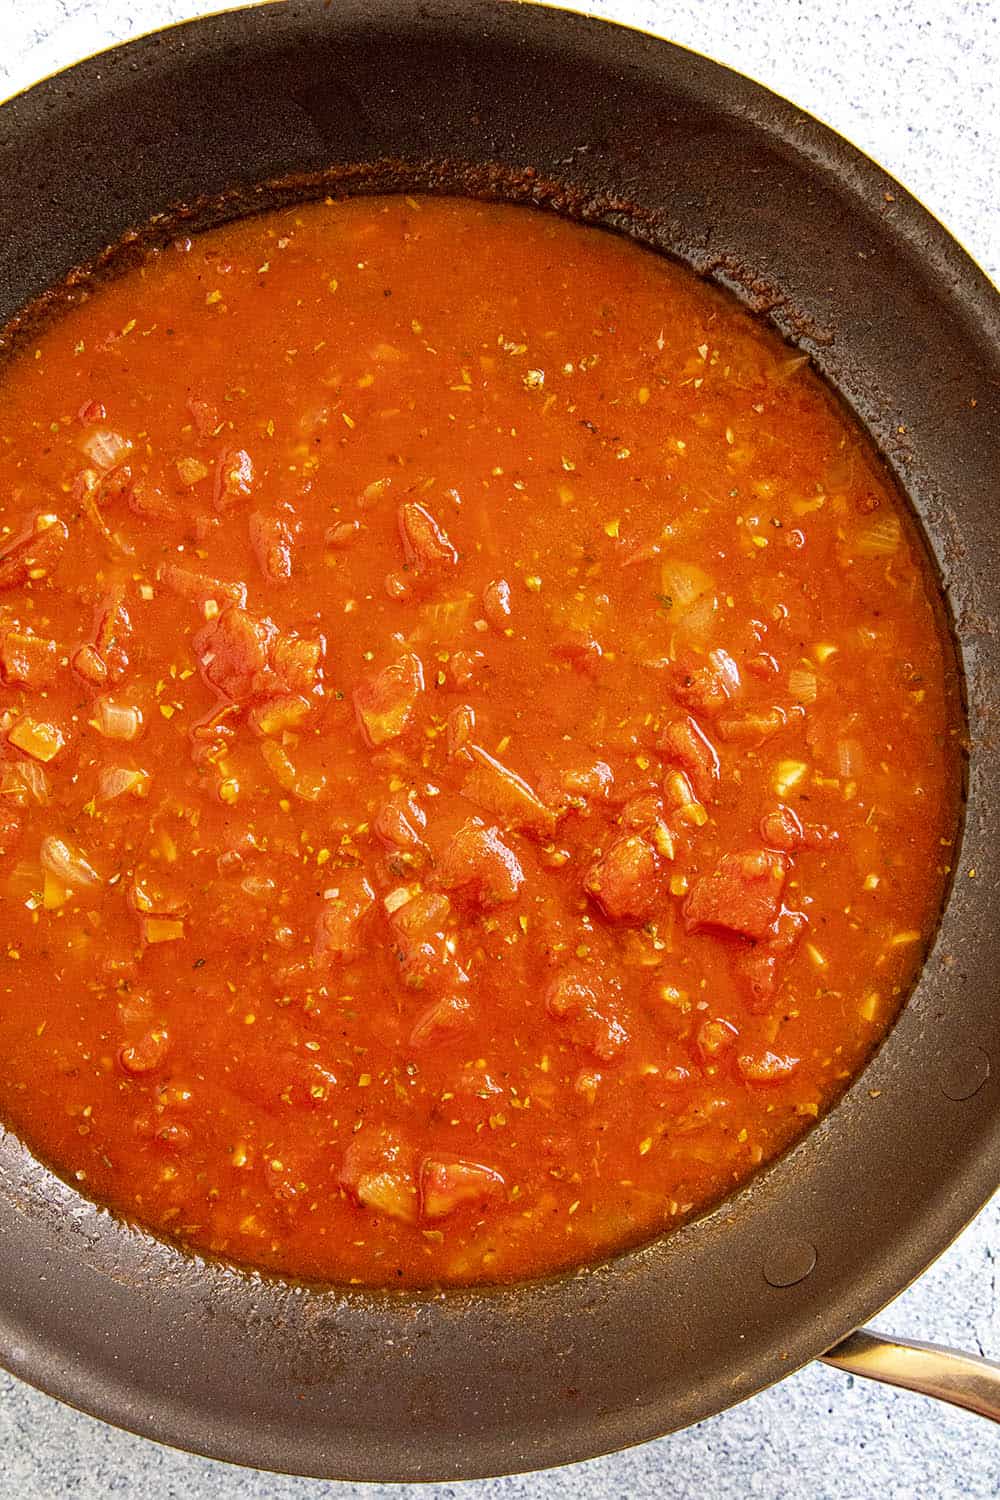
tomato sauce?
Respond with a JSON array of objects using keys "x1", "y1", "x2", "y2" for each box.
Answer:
[{"x1": 0, "y1": 197, "x2": 962, "y2": 1285}]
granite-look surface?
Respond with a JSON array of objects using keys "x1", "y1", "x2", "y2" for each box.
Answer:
[{"x1": 0, "y1": 3, "x2": 997, "y2": 1496}]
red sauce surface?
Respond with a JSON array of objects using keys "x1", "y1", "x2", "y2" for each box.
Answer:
[{"x1": 0, "y1": 197, "x2": 961, "y2": 1285}]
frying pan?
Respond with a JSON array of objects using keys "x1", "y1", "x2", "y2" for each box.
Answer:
[{"x1": 0, "y1": 0, "x2": 997, "y2": 1481}]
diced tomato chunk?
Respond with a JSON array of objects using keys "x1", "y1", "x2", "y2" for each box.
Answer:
[
  {"x1": 659, "y1": 715, "x2": 719, "y2": 803},
  {"x1": 447, "y1": 703, "x2": 476, "y2": 761},
  {"x1": 71, "y1": 644, "x2": 106, "y2": 687},
  {"x1": 187, "y1": 396, "x2": 219, "y2": 438},
  {"x1": 314, "y1": 872, "x2": 375, "y2": 963},
  {"x1": 126, "y1": 477, "x2": 173, "y2": 520},
  {"x1": 717, "y1": 707, "x2": 786, "y2": 745},
  {"x1": 375, "y1": 790, "x2": 428, "y2": 866},
  {"x1": 696, "y1": 1016, "x2": 740, "y2": 1059},
  {"x1": 153, "y1": 1122, "x2": 193, "y2": 1151},
  {"x1": 436, "y1": 818, "x2": 524, "y2": 906},
  {"x1": 544, "y1": 968, "x2": 585, "y2": 1011},
  {"x1": 270, "y1": 631, "x2": 324, "y2": 695},
  {"x1": 326, "y1": 519, "x2": 361, "y2": 549},
  {"x1": 408, "y1": 992, "x2": 470, "y2": 1047},
  {"x1": 194, "y1": 607, "x2": 274, "y2": 700},
  {"x1": 573, "y1": 1067, "x2": 602, "y2": 1103},
  {"x1": 670, "y1": 648, "x2": 741, "y2": 715},
  {"x1": 353, "y1": 652, "x2": 424, "y2": 748},
  {"x1": 639, "y1": 1046, "x2": 697, "y2": 1094},
  {"x1": 448, "y1": 1067, "x2": 504, "y2": 1125},
  {"x1": 585, "y1": 833, "x2": 660, "y2": 922},
  {"x1": 249, "y1": 505, "x2": 297, "y2": 583},
  {"x1": 759, "y1": 806, "x2": 837, "y2": 854},
  {"x1": 618, "y1": 792, "x2": 664, "y2": 831},
  {"x1": 118, "y1": 1027, "x2": 170, "y2": 1076},
  {"x1": 192, "y1": 610, "x2": 321, "y2": 704},
  {"x1": 340, "y1": 1129, "x2": 417, "y2": 1223},
  {"x1": 84, "y1": 586, "x2": 132, "y2": 684},
  {"x1": 390, "y1": 890, "x2": 451, "y2": 938},
  {"x1": 447, "y1": 649, "x2": 483, "y2": 688},
  {"x1": 213, "y1": 448, "x2": 253, "y2": 511},
  {"x1": 0, "y1": 515, "x2": 69, "y2": 592},
  {"x1": 538, "y1": 754, "x2": 614, "y2": 809},
  {"x1": 551, "y1": 630, "x2": 603, "y2": 674},
  {"x1": 73, "y1": 584, "x2": 133, "y2": 687},
  {"x1": 247, "y1": 692, "x2": 311, "y2": 738},
  {"x1": 398, "y1": 500, "x2": 458, "y2": 570},
  {"x1": 562, "y1": 757, "x2": 614, "y2": 802},
  {"x1": 735, "y1": 908, "x2": 807, "y2": 1010},
  {"x1": 229, "y1": 1045, "x2": 336, "y2": 1113},
  {"x1": 684, "y1": 848, "x2": 788, "y2": 941},
  {"x1": 482, "y1": 577, "x2": 512, "y2": 630},
  {"x1": 159, "y1": 562, "x2": 247, "y2": 610},
  {"x1": 736, "y1": 1049, "x2": 801, "y2": 1084},
  {"x1": 389, "y1": 891, "x2": 460, "y2": 992},
  {"x1": 545, "y1": 968, "x2": 629, "y2": 1062},
  {"x1": 0, "y1": 631, "x2": 57, "y2": 688},
  {"x1": 462, "y1": 745, "x2": 556, "y2": 836},
  {"x1": 760, "y1": 805, "x2": 804, "y2": 852},
  {"x1": 736, "y1": 948, "x2": 779, "y2": 1011},
  {"x1": 420, "y1": 1155, "x2": 505, "y2": 1220}
]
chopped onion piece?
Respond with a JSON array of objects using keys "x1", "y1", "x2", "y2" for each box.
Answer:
[
  {"x1": 384, "y1": 885, "x2": 416, "y2": 915},
  {"x1": 82, "y1": 428, "x2": 131, "y2": 470},
  {"x1": 40, "y1": 835, "x2": 101, "y2": 890},
  {"x1": 143, "y1": 916, "x2": 185, "y2": 944},
  {"x1": 659, "y1": 559, "x2": 713, "y2": 613},
  {"x1": 836, "y1": 738, "x2": 864, "y2": 779},
  {"x1": 260, "y1": 739, "x2": 326, "y2": 801},
  {"x1": 854, "y1": 516, "x2": 901, "y2": 558},
  {"x1": 1, "y1": 761, "x2": 50, "y2": 806},
  {"x1": 8, "y1": 716, "x2": 65, "y2": 762},
  {"x1": 414, "y1": 593, "x2": 474, "y2": 643},
  {"x1": 92, "y1": 697, "x2": 143, "y2": 742},
  {"x1": 788, "y1": 668, "x2": 818, "y2": 703},
  {"x1": 675, "y1": 592, "x2": 718, "y2": 644},
  {"x1": 98, "y1": 766, "x2": 151, "y2": 801}
]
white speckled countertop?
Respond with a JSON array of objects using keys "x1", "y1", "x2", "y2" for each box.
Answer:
[{"x1": 0, "y1": 2, "x2": 997, "y2": 1496}]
